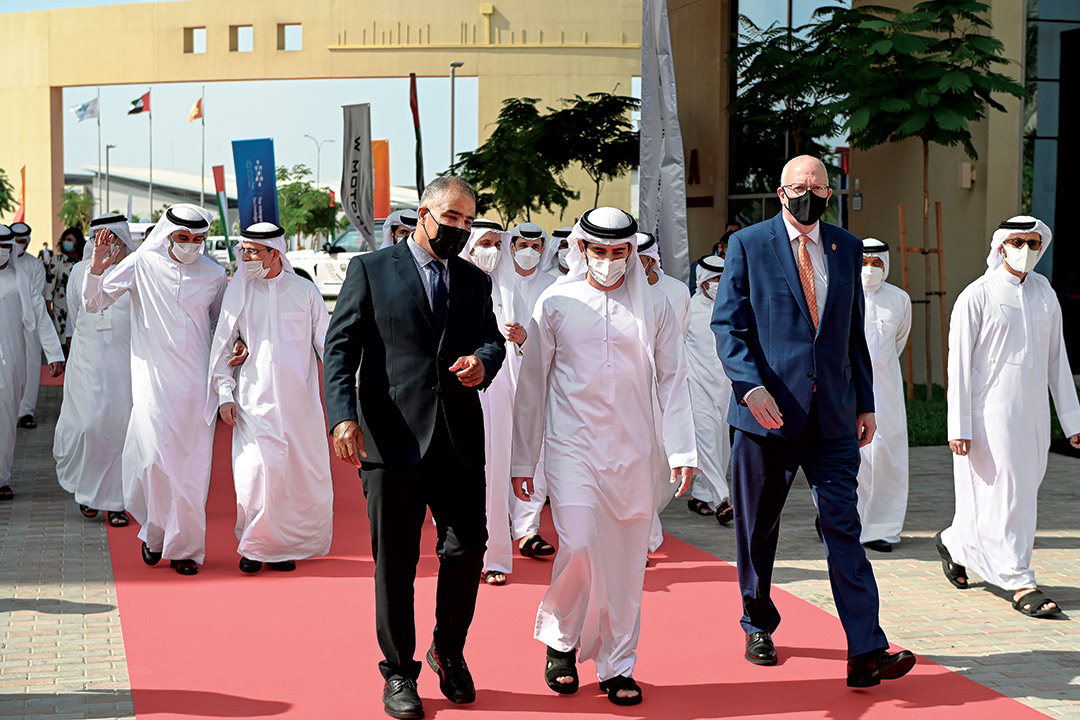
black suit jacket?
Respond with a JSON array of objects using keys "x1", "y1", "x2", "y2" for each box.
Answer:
[{"x1": 323, "y1": 240, "x2": 506, "y2": 468}]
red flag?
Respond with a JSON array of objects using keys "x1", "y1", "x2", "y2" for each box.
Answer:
[
  {"x1": 188, "y1": 97, "x2": 202, "y2": 123},
  {"x1": 329, "y1": 189, "x2": 336, "y2": 208},
  {"x1": 128, "y1": 91, "x2": 150, "y2": 115},
  {"x1": 12, "y1": 166, "x2": 25, "y2": 223}
]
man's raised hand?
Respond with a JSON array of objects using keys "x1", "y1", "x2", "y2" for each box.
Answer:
[{"x1": 89, "y1": 228, "x2": 122, "y2": 275}]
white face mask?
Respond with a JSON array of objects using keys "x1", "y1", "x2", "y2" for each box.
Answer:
[
  {"x1": 861, "y1": 265, "x2": 885, "y2": 289},
  {"x1": 557, "y1": 248, "x2": 570, "y2": 267},
  {"x1": 514, "y1": 246, "x2": 541, "y2": 270},
  {"x1": 471, "y1": 245, "x2": 501, "y2": 273},
  {"x1": 1003, "y1": 244, "x2": 1040, "y2": 274},
  {"x1": 244, "y1": 259, "x2": 271, "y2": 279},
  {"x1": 0, "y1": 247, "x2": 10, "y2": 266},
  {"x1": 702, "y1": 280, "x2": 718, "y2": 300},
  {"x1": 15, "y1": 242, "x2": 27, "y2": 258},
  {"x1": 170, "y1": 240, "x2": 203, "y2": 264},
  {"x1": 586, "y1": 255, "x2": 628, "y2": 287}
]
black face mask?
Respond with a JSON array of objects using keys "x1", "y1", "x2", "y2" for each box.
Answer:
[
  {"x1": 785, "y1": 189, "x2": 829, "y2": 226},
  {"x1": 423, "y1": 212, "x2": 471, "y2": 259}
]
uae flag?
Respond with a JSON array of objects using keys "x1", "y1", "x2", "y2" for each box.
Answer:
[
  {"x1": 409, "y1": 73, "x2": 424, "y2": 199},
  {"x1": 128, "y1": 91, "x2": 150, "y2": 115},
  {"x1": 212, "y1": 165, "x2": 232, "y2": 261}
]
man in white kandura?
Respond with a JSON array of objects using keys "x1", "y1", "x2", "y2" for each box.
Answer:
[
  {"x1": 84, "y1": 204, "x2": 227, "y2": 575},
  {"x1": 856, "y1": 238, "x2": 911, "y2": 553},
  {"x1": 379, "y1": 209, "x2": 419, "y2": 249},
  {"x1": 685, "y1": 255, "x2": 734, "y2": 525},
  {"x1": 549, "y1": 227, "x2": 572, "y2": 278},
  {"x1": 10, "y1": 223, "x2": 49, "y2": 431},
  {"x1": 505, "y1": 222, "x2": 558, "y2": 561},
  {"x1": 511, "y1": 207, "x2": 696, "y2": 707},
  {"x1": 939, "y1": 215, "x2": 1080, "y2": 618},
  {"x1": 54, "y1": 214, "x2": 135, "y2": 526},
  {"x1": 460, "y1": 218, "x2": 518, "y2": 585},
  {"x1": 208, "y1": 222, "x2": 332, "y2": 574},
  {"x1": 638, "y1": 232, "x2": 693, "y2": 554},
  {"x1": 0, "y1": 225, "x2": 65, "y2": 502}
]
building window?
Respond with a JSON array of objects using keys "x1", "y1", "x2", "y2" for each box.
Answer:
[
  {"x1": 277, "y1": 23, "x2": 302, "y2": 51},
  {"x1": 183, "y1": 26, "x2": 207, "y2": 54},
  {"x1": 230, "y1": 25, "x2": 254, "y2": 53}
]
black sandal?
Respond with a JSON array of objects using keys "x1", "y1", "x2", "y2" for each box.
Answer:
[
  {"x1": 933, "y1": 531, "x2": 968, "y2": 589},
  {"x1": 79, "y1": 504, "x2": 98, "y2": 518},
  {"x1": 1013, "y1": 589, "x2": 1062, "y2": 618},
  {"x1": 686, "y1": 498, "x2": 714, "y2": 516},
  {"x1": 520, "y1": 534, "x2": 556, "y2": 558},
  {"x1": 715, "y1": 500, "x2": 734, "y2": 526},
  {"x1": 598, "y1": 675, "x2": 642, "y2": 706},
  {"x1": 107, "y1": 511, "x2": 129, "y2": 527},
  {"x1": 544, "y1": 646, "x2": 578, "y2": 694},
  {"x1": 17, "y1": 415, "x2": 37, "y2": 429}
]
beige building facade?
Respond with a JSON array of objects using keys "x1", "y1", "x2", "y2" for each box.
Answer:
[{"x1": 0, "y1": 0, "x2": 641, "y2": 249}]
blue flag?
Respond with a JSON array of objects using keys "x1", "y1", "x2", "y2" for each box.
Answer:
[{"x1": 232, "y1": 138, "x2": 278, "y2": 228}]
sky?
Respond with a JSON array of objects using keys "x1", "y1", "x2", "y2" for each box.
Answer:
[{"x1": 3, "y1": 0, "x2": 479, "y2": 193}]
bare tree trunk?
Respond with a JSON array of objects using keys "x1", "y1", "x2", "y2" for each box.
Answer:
[
  {"x1": 594, "y1": 180, "x2": 602, "y2": 209},
  {"x1": 922, "y1": 135, "x2": 932, "y2": 402}
]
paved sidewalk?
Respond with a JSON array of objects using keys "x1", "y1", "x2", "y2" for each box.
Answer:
[
  {"x1": 2, "y1": 385, "x2": 1078, "y2": 718},
  {"x1": 661, "y1": 446, "x2": 1080, "y2": 719},
  {"x1": 0, "y1": 382, "x2": 134, "y2": 720}
]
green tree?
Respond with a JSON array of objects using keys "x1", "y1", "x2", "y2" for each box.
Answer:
[
  {"x1": 0, "y1": 168, "x2": 15, "y2": 216},
  {"x1": 448, "y1": 98, "x2": 577, "y2": 226},
  {"x1": 57, "y1": 187, "x2": 94, "y2": 232},
  {"x1": 542, "y1": 92, "x2": 640, "y2": 208},
  {"x1": 276, "y1": 164, "x2": 337, "y2": 242},
  {"x1": 728, "y1": 16, "x2": 841, "y2": 194},
  {"x1": 149, "y1": 204, "x2": 169, "y2": 223},
  {"x1": 818, "y1": 0, "x2": 1024, "y2": 249}
]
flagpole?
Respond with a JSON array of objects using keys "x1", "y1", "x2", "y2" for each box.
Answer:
[
  {"x1": 96, "y1": 88, "x2": 102, "y2": 217},
  {"x1": 200, "y1": 85, "x2": 205, "y2": 208},
  {"x1": 148, "y1": 87, "x2": 153, "y2": 218}
]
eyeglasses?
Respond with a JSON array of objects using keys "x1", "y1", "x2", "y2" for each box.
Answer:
[
  {"x1": 239, "y1": 247, "x2": 270, "y2": 259},
  {"x1": 781, "y1": 183, "x2": 830, "y2": 198},
  {"x1": 1004, "y1": 238, "x2": 1042, "y2": 251}
]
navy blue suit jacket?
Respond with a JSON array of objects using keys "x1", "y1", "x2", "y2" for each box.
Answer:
[
  {"x1": 323, "y1": 240, "x2": 506, "y2": 468},
  {"x1": 711, "y1": 213, "x2": 874, "y2": 440}
]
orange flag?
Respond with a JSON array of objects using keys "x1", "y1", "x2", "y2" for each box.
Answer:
[
  {"x1": 188, "y1": 97, "x2": 202, "y2": 122},
  {"x1": 12, "y1": 165, "x2": 25, "y2": 223}
]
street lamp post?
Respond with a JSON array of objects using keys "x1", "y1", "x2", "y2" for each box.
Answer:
[
  {"x1": 105, "y1": 144, "x2": 116, "y2": 215},
  {"x1": 303, "y1": 134, "x2": 334, "y2": 248},
  {"x1": 449, "y1": 61, "x2": 464, "y2": 167}
]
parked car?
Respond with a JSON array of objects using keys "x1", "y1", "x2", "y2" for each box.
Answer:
[
  {"x1": 206, "y1": 236, "x2": 232, "y2": 265},
  {"x1": 287, "y1": 224, "x2": 381, "y2": 299}
]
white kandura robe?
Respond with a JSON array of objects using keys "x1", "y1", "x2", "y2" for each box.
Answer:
[
  {"x1": 1, "y1": 264, "x2": 63, "y2": 488},
  {"x1": 209, "y1": 272, "x2": 333, "y2": 562},
  {"x1": 511, "y1": 280, "x2": 696, "y2": 681},
  {"x1": 84, "y1": 251, "x2": 226, "y2": 564},
  {"x1": 649, "y1": 272, "x2": 691, "y2": 552},
  {"x1": 16, "y1": 252, "x2": 47, "y2": 418},
  {"x1": 54, "y1": 261, "x2": 133, "y2": 511},
  {"x1": 686, "y1": 291, "x2": 732, "y2": 508},
  {"x1": 943, "y1": 265, "x2": 1080, "y2": 590},
  {"x1": 857, "y1": 280, "x2": 911, "y2": 544},
  {"x1": 507, "y1": 268, "x2": 556, "y2": 542}
]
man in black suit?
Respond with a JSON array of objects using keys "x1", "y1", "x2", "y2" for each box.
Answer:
[{"x1": 324, "y1": 176, "x2": 505, "y2": 719}]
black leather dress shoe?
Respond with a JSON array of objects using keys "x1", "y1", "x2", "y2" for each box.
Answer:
[
  {"x1": 141, "y1": 542, "x2": 161, "y2": 566},
  {"x1": 846, "y1": 648, "x2": 916, "y2": 687},
  {"x1": 382, "y1": 677, "x2": 424, "y2": 719},
  {"x1": 170, "y1": 559, "x2": 199, "y2": 575},
  {"x1": 267, "y1": 560, "x2": 296, "y2": 572},
  {"x1": 239, "y1": 557, "x2": 262, "y2": 573},
  {"x1": 744, "y1": 631, "x2": 777, "y2": 666},
  {"x1": 863, "y1": 539, "x2": 893, "y2": 553},
  {"x1": 426, "y1": 642, "x2": 476, "y2": 704}
]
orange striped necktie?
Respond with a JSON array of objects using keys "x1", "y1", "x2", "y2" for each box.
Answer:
[{"x1": 797, "y1": 234, "x2": 819, "y2": 331}]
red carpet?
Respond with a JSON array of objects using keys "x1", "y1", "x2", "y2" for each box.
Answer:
[
  {"x1": 107, "y1": 421, "x2": 1052, "y2": 719},
  {"x1": 40, "y1": 364, "x2": 64, "y2": 387}
]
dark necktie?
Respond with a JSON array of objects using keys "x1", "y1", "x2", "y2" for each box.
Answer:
[{"x1": 430, "y1": 260, "x2": 448, "y2": 330}]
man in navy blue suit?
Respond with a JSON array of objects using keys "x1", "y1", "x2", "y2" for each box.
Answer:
[{"x1": 712, "y1": 155, "x2": 914, "y2": 687}]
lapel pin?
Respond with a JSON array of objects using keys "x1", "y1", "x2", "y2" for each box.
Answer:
[{"x1": 831, "y1": 243, "x2": 836, "y2": 251}]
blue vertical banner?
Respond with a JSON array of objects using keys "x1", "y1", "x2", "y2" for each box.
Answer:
[{"x1": 231, "y1": 138, "x2": 278, "y2": 228}]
